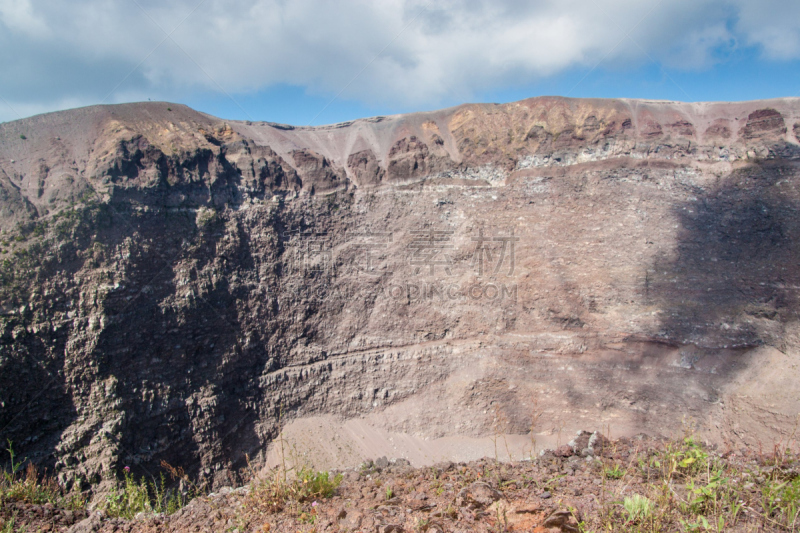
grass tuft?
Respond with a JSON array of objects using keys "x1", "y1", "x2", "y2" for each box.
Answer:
[
  {"x1": 623, "y1": 493, "x2": 654, "y2": 523},
  {"x1": 1, "y1": 441, "x2": 84, "y2": 510}
]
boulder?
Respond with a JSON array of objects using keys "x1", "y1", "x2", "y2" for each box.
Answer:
[{"x1": 456, "y1": 481, "x2": 503, "y2": 510}]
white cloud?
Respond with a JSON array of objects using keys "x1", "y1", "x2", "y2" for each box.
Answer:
[
  {"x1": 0, "y1": 0, "x2": 46, "y2": 34},
  {"x1": 0, "y1": 0, "x2": 798, "y2": 121},
  {"x1": 732, "y1": 0, "x2": 800, "y2": 60}
]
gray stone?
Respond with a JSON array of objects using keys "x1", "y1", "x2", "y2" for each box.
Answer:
[{"x1": 456, "y1": 482, "x2": 502, "y2": 510}]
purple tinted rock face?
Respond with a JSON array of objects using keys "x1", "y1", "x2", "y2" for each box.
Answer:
[
  {"x1": 347, "y1": 149, "x2": 384, "y2": 186},
  {"x1": 741, "y1": 108, "x2": 787, "y2": 139},
  {"x1": 0, "y1": 97, "x2": 799, "y2": 485}
]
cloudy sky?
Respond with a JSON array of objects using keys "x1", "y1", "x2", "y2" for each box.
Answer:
[{"x1": 1, "y1": 0, "x2": 799, "y2": 124}]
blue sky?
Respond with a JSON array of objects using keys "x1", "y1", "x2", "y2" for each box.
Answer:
[
  {"x1": 187, "y1": 50, "x2": 800, "y2": 126},
  {"x1": 1, "y1": 0, "x2": 799, "y2": 125}
]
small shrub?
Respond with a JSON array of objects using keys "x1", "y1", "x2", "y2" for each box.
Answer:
[
  {"x1": 1, "y1": 441, "x2": 85, "y2": 511},
  {"x1": 103, "y1": 469, "x2": 152, "y2": 519},
  {"x1": 19, "y1": 135, "x2": 26, "y2": 140},
  {"x1": 195, "y1": 206, "x2": 218, "y2": 228},
  {"x1": 295, "y1": 467, "x2": 342, "y2": 501},
  {"x1": 102, "y1": 467, "x2": 191, "y2": 519},
  {"x1": 657, "y1": 436, "x2": 709, "y2": 480},
  {"x1": 248, "y1": 467, "x2": 342, "y2": 515}
]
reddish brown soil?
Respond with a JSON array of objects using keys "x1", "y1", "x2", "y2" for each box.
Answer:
[{"x1": 3, "y1": 433, "x2": 788, "y2": 533}]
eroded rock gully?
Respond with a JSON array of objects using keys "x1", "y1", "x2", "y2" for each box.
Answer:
[{"x1": 0, "y1": 96, "x2": 799, "y2": 490}]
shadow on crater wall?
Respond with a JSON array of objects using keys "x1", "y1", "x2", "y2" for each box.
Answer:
[{"x1": 649, "y1": 161, "x2": 800, "y2": 349}]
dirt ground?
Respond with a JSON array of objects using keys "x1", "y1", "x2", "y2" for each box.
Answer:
[{"x1": 4, "y1": 431, "x2": 796, "y2": 533}]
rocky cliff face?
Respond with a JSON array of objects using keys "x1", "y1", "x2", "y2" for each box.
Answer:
[{"x1": 1, "y1": 97, "x2": 800, "y2": 490}]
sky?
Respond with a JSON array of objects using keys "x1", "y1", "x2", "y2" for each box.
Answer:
[{"x1": 1, "y1": 0, "x2": 799, "y2": 125}]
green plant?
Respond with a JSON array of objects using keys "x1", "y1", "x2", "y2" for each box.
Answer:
[
  {"x1": 623, "y1": 494, "x2": 654, "y2": 523},
  {"x1": 658, "y1": 436, "x2": 709, "y2": 481},
  {"x1": 680, "y1": 515, "x2": 710, "y2": 531},
  {"x1": 159, "y1": 461, "x2": 203, "y2": 514},
  {"x1": 543, "y1": 473, "x2": 565, "y2": 492},
  {"x1": 295, "y1": 467, "x2": 342, "y2": 501},
  {"x1": 247, "y1": 467, "x2": 342, "y2": 516},
  {"x1": 0, "y1": 517, "x2": 19, "y2": 533},
  {"x1": 102, "y1": 467, "x2": 189, "y2": 519},
  {"x1": 491, "y1": 500, "x2": 508, "y2": 532},
  {"x1": 5, "y1": 441, "x2": 25, "y2": 475},
  {"x1": 1, "y1": 449, "x2": 85, "y2": 512},
  {"x1": 761, "y1": 475, "x2": 800, "y2": 529},
  {"x1": 195, "y1": 206, "x2": 218, "y2": 228},
  {"x1": 568, "y1": 506, "x2": 592, "y2": 533},
  {"x1": 19, "y1": 135, "x2": 26, "y2": 140},
  {"x1": 297, "y1": 502, "x2": 318, "y2": 525},
  {"x1": 686, "y1": 470, "x2": 728, "y2": 515},
  {"x1": 680, "y1": 514, "x2": 726, "y2": 532},
  {"x1": 603, "y1": 463, "x2": 626, "y2": 480},
  {"x1": 103, "y1": 469, "x2": 151, "y2": 519}
]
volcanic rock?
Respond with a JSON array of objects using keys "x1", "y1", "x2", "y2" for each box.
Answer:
[{"x1": 0, "y1": 96, "x2": 799, "y2": 487}]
